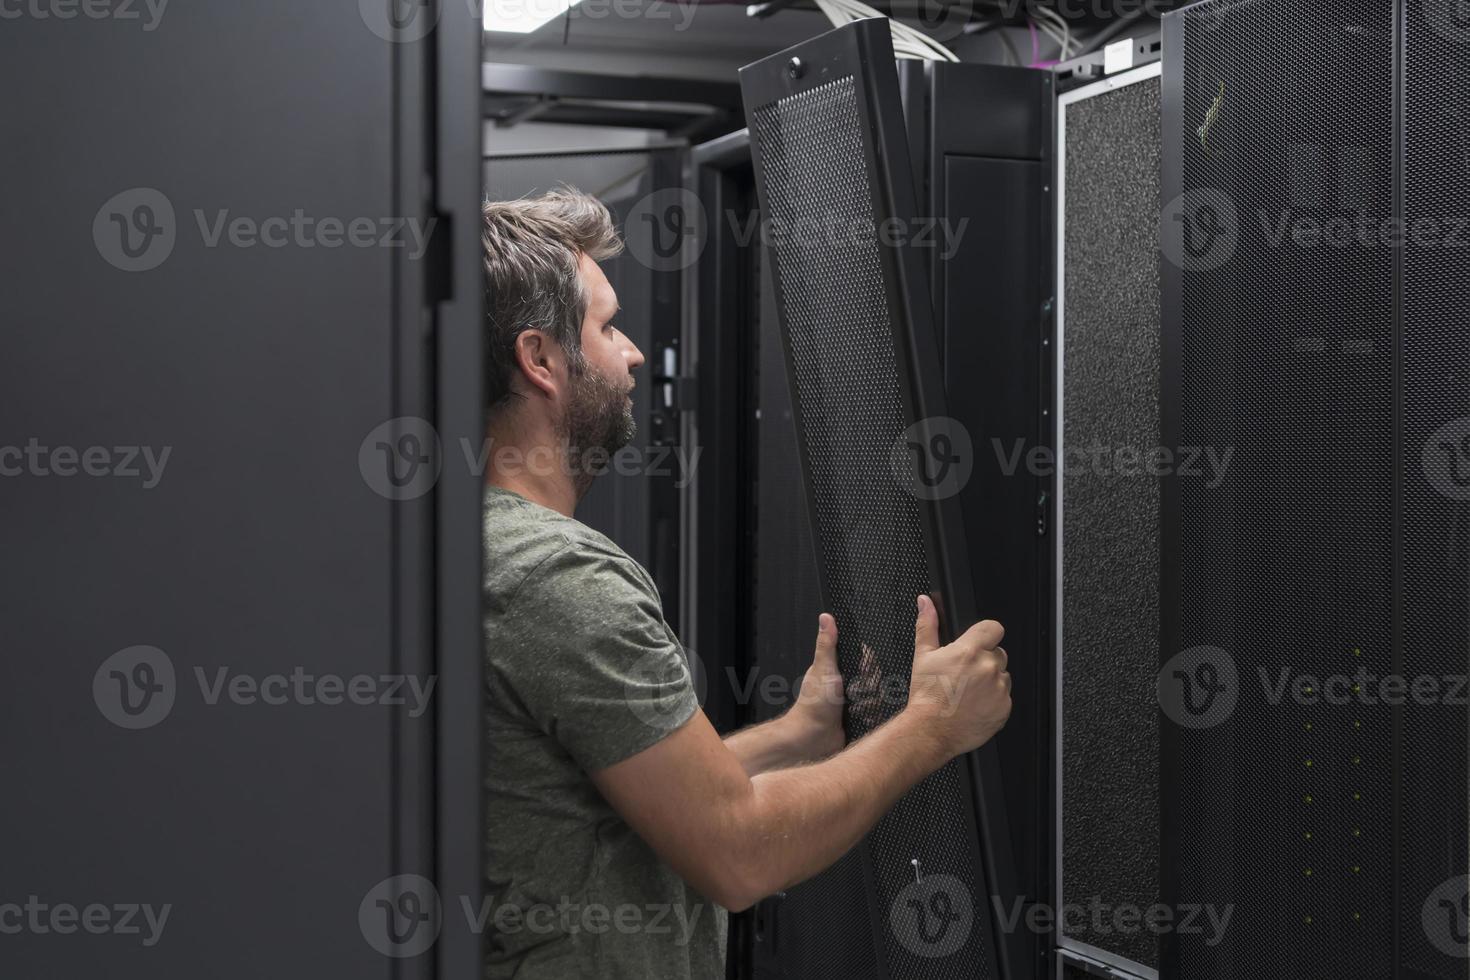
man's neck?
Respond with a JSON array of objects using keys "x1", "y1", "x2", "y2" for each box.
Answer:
[{"x1": 488, "y1": 471, "x2": 577, "y2": 519}]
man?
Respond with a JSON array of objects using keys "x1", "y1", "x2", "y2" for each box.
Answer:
[{"x1": 482, "y1": 187, "x2": 1012, "y2": 979}]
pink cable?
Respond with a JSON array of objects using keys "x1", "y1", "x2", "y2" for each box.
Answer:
[{"x1": 1028, "y1": 18, "x2": 1039, "y2": 66}]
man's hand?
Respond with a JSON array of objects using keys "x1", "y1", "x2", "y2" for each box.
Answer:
[
  {"x1": 785, "y1": 613, "x2": 847, "y2": 760},
  {"x1": 903, "y1": 594, "x2": 1012, "y2": 757}
]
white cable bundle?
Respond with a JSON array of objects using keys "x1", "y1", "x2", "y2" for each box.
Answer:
[
  {"x1": 1031, "y1": 3, "x2": 1072, "y2": 59},
  {"x1": 812, "y1": 0, "x2": 959, "y2": 62}
]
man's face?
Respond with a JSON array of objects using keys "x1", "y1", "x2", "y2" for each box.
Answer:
[{"x1": 556, "y1": 252, "x2": 645, "y2": 474}]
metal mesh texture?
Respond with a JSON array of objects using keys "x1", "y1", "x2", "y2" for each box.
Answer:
[
  {"x1": 1173, "y1": 0, "x2": 1397, "y2": 976},
  {"x1": 1402, "y1": 1, "x2": 1470, "y2": 974},
  {"x1": 1060, "y1": 74, "x2": 1162, "y2": 971},
  {"x1": 750, "y1": 75, "x2": 992, "y2": 979},
  {"x1": 754, "y1": 248, "x2": 879, "y2": 980}
]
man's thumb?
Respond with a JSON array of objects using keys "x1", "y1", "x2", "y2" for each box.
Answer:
[
  {"x1": 914, "y1": 594, "x2": 940, "y2": 655},
  {"x1": 814, "y1": 613, "x2": 838, "y2": 665}
]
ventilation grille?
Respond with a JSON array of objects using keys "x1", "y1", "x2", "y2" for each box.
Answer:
[
  {"x1": 751, "y1": 74, "x2": 991, "y2": 979},
  {"x1": 1402, "y1": 0, "x2": 1470, "y2": 974},
  {"x1": 1172, "y1": 0, "x2": 1396, "y2": 976}
]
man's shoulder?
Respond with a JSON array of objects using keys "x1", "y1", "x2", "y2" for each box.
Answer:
[{"x1": 482, "y1": 486, "x2": 652, "y2": 612}]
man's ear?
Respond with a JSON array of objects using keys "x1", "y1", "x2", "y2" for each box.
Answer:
[{"x1": 512, "y1": 328, "x2": 562, "y2": 400}]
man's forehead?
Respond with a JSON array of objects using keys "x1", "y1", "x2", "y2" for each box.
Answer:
[{"x1": 581, "y1": 254, "x2": 619, "y2": 318}]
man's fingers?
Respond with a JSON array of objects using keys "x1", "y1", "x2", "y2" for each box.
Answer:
[
  {"x1": 957, "y1": 618, "x2": 1005, "y2": 653},
  {"x1": 914, "y1": 594, "x2": 940, "y2": 655},
  {"x1": 813, "y1": 613, "x2": 838, "y2": 666}
]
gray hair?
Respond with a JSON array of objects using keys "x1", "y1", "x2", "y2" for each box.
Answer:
[{"x1": 482, "y1": 187, "x2": 624, "y2": 416}]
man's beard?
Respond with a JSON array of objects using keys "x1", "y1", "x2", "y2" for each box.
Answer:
[{"x1": 555, "y1": 362, "x2": 636, "y2": 495}]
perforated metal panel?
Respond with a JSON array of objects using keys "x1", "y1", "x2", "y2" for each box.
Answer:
[
  {"x1": 1161, "y1": 1, "x2": 1459, "y2": 977},
  {"x1": 1057, "y1": 66, "x2": 1162, "y2": 974},
  {"x1": 741, "y1": 20, "x2": 1024, "y2": 980},
  {"x1": 1402, "y1": 1, "x2": 1470, "y2": 975}
]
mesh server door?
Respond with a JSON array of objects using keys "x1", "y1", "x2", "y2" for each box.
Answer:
[
  {"x1": 1161, "y1": 0, "x2": 1468, "y2": 977},
  {"x1": 739, "y1": 19, "x2": 1030, "y2": 980}
]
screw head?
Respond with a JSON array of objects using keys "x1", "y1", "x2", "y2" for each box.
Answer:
[{"x1": 788, "y1": 56, "x2": 805, "y2": 79}]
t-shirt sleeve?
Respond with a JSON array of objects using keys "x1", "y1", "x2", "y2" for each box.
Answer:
[{"x1": 488, "y1": 542, "x2": 699, "y2": 772}]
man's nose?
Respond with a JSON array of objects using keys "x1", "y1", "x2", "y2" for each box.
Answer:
[{"x1": 627, "y1": 340, "x2": 645, "y2": 370}]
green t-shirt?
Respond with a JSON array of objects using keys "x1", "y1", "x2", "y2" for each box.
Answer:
[{"x1": 482, "y1": 485, "x2": 727, "y2": 980}]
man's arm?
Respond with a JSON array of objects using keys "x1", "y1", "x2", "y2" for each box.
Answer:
[
  {"x1": 591, "y1": 595, "x2": 1011, "y2": 912},
  {"x1": 722, "y1": 614, "x2": 848, "y2": 777}
]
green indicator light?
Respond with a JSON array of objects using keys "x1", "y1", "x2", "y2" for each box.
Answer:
[
  {"x1": 1304, "y1": 868, "x2": 1313, "y2": 876},
  {"x1": 1353, "y1": 647, "x2": 1361, "y2": 656},
  {"x1": 1351, "y1": 865, "x2": 1360, "y2": 873},
  {"x1": 1353, "y1": 828, "x2": 1361, "y2": 837},
  {"x1": 1353, "y1": 912, "x2": 1361, "y2": 921},
  {"x1": 1304, "y1": 831, "x2": 1313, "y2": 840},
  {"x1": 1305, "y1": 759, "x2": 1313, "y2": 767},
  {"x1": 1354, "y1": 720, "x2": 1361, "y2": 729},
  {"x1": 1354, "y1": 792, "x2": 1362, "y2": 800},
  {"x1": 1305, "y1": 722, "x2": 1313, "y2": 731},
  {"x1": 1353, "y1": 756, "x2": 1361, "y2": 764},
  {"x1": 1304, "y1": 915, "x2": 1313, "y2": 925},
  {"x1": 1305, "y1": 794, "x2": 1314, "y2": 803}
]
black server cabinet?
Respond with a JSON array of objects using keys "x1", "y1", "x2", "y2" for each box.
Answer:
[
  {"x1": 901, "y1": 58, "x2": 1059, "y2": 978},
  {"x1": 739, "y1": 19, "x2": 1032, "y2": 980},
  {"x1": 0, "y1": 3, "x2": 484, "y2": 978},
  {"x1": 1162, "y1": 0, "x2": 1469, "y2": 977}
]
